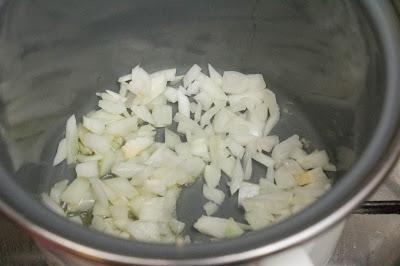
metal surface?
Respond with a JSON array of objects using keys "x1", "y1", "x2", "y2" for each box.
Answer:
[{"x1": 0, "y1": 0, "x2": 400, "y2": 265}]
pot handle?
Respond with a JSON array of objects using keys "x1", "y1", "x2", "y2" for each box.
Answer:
[{"x1": 256, "y1": 246, "x2": 314, "y2": 266}]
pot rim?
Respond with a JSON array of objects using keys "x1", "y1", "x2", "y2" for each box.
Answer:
[{"x1": 0, "y1": 1, "x2": 400, "y2": 265}]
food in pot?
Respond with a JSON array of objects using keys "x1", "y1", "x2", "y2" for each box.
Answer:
[{"x1": 42, "y1": 64, "x2": 335, "y2": 243}]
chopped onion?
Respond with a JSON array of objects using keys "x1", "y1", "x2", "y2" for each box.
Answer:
[
  {"x1": 203, "y1": 201, "x2": 218, "y2": 216},
  {"x1": 204, "y1": 164, "x2": 221, "y2": 188},
  {"x1": 122, "y1": 136, "x2": 153, "y2": 159},
  {"x1": 53, "y1": 138, "x2": 67, "y2": 166},
  {"x1": 130, "y1": 105, "x2": 154, "y2": 124},
  {"x1": 202, "y1": 185, "x2": 225, "y2": 205},
  {"x1": 66, "y1": 115, "x2": 78, "y2": 164},
  {"x1": 177, "y1": 91, "x2": 191, "y2": 118},
  {"x1": 183, "y1": 64, "x2": 202, "y2": 87},
  {"x1": 152, "y1": 105, "x2": 172, "y2": 127},
  {"x1": 193, "y1": 216, "x2": 244, "y2": 239},
  {"x1": 76, "y1": 161, "x2": 99, "y2": 178},
  {"x1": 47, "y1": 65, "x2": 335, "y2": 244},
  {"x1": 222, "y1": 71, "x2": 249, "y2": 94},
  {"x1": 208, "y1": 64, "x2": 222, "y2": 86}
]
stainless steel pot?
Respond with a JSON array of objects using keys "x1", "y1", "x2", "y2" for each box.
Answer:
[{"x1": 0, "y1": 0, "x2": 400, "y2": 265}]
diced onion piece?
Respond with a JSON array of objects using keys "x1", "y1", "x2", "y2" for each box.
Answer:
[
  {"x1": 177, "y1": 91, "x2": 191, "y2": 118},
  {"x1": 76, "y1": 161, "x2": 99, "y2": 178},
  {"x1": 106, "y1": 117, "x2": 137, "y2": 136},
  {"x1": 187, "y1": 80, "x2": 200, "y2": 95},
  {"x1": 164, "y1": 87, "x2": 178, "y2": 103},
  {"x1": 99, "y1": 100, "x2": 126, "y2": 115},
  {"x1": 49, "y1": 179, "x2": 69, "y2": 204},
  {"x1": 53, "y1": 138, "x2": 67, "y2": 166},
  {"x1": 122, "y1": 136, "x2": 153, "y2": 159},
  {"x1": 194, "y1": 91, "x2": 213, "y2": 111},
  {"x1": 220, "y1": 156, "x2": 235, "y2": 177},
  {"x1": 271, "y1": 135, "x2": 302, "y2": 162},
  {"x1": 257, "y1": 136, "x2": 279, "y2": 153},
  {"x1": 275, "y1": 166, "x2": 297, "y2": 189},
  {"x1": 152, "y1": 105, "x2": 172, "y2": 127},
  {"x1": 245, "y1": 211, "x2": 273, "y2": 230},
  {"x1": 263, "y1": 89, "x2": 280, "y2": 136},
  {"x1": 225, "y1": 138, "x2": 245, "y2": 159},
  {"x1": 99, "y1": 151, "x2": 115, "y2": 176},
  {"x1": 41, "y1": 193, "x2": 66, "y2": 216},
  {"x1": 130, "y1": 66, "x2": 151, "y2": 96},
  {"x1": 104, "y1": 177, "x2": 138, "y2": 200},
  {"x1": 222, "y1": 71, "x2": 249, "y2": 94},
  {"x1": 131, "y1": 105, "x2": 154, "y2": 124},
  {"x1": 88, "y1": 177, "x2": 108, "y2": 208},
  {"x1": 197, "y1": 74, "x2": 227, "y2": 102},
  {"x1": 200, "y1": 104, "x2": 224, "y2": 127},
  {"x1": 190, "y1": 138, "x2": 209, "y2": 160},
  {"x1": 252, "y1": 153, "x2": 274, "y2": 168},
  {"x1": 213, "y1": 108, "x2": 231, "y2": 133},
  {"x1": 183, "y1": 64, "x2": 201, "y2": 87},
  {"x1": 247, "y1": 74, "x2": 266, "y2": 90},
  {"x1": 126, "y1": 221, "x2": 160, "y2": 242},
  {"x1": 204, "y1": 164, "x2": 221, "y2": 188},
  {"x1": 202, "y1": 185, "x2": 225, "y2": 205},
  {"x1": 60, "y1": 178, "x2": 90, "y2": 205},
  {"x1": 208, "y1": 63, "x2": 222, "y2": 86},
  {"x1": 297, "y1": 150, "x2": 330, "y2": 170},
  {"x1": 165, "y1": 129, "x2": 181, "y2": 149},
  {"x1": 203, "y1": 201, "x2": 218, "y2": 216},
  {"x1": 83, "y1": 116, "x2": 106, "y2": 134},
  {"x1": 111, "y1": 161, "x2": 146, "y2": 178},
  {"x1": 169, "y1": 218, "x2": 185, "y2": 235},
  {"x1": 151, "y1": 68, "x2": 176, "y2": 81},
  {"x1": 82, "y1": 133, "x2": 111, "y2": 154},
  {"x1": 238, "y1": 182, "x2": 260, "y2": 205},
  {"x1": 229, "y1": 159, "x2": 244, "y2": 195},
  {"x1": 66, "y1": 115, "x2": 78, "y2": 164},
  {"x1": 194, "y1": 216, "x2": 244, "y2": 239},
  {"x1": 182, "y1": 157, "x2": 205, "y2": 177}
]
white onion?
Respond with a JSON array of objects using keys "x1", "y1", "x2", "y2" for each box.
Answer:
[
  {"x1": 66, "y1": 115, "x2": 78, "y2": 164},
  {"x1": 202, "y1": 185, "x2": 225, "y2": 205},
  {"x1": 47, "y1": 65, "x2": 335, "y2": 243},
  {"x1": 204, "y1": 164, "x2": 221, "y2": 188},
  {"x1": 99, "y1": 100, "x2": 126, "y2": 115},
  {"x1": 106, "y1": 117, "x2": 137, "y2": 136},
  {"x1": 238, "y1": 182, "x2": 260, "y2": 205},
  {"x1": 82, "y1": 133, "x2": 111, "y2": 154},
  {"x1": 203, "y1": 201, "x2": 218, "y2": 216},
  {"x1": 122, "y1": 136, "x2": 153, "y2": 159},
  {"x1": 130, "y1": 105, "x2": 154, "y2": 124},
  {"x1": 177, "y1": 91, "x2": 191, "y2": 118},
  {"x1": 76, "y1": 161, "x2": 99, "y2": 178},
  {"x1": 208, "y1": 64, "x2": 222, "y2": 86},
  {"x1": 60, "y1": 178, "x2": 91, "y2": 205},
  {"x1": 193, "y1": 216, "x2": 244, "y2": 239},
  {"x1": 152, "y1": 105, "x2": 172, "y2": 128},
  {"x1": 83, "y1": 116, "x2": 106, "y2": 135},
  {"x1": 183, "y1": 64, "x2": 202, "y2": 87},
  {"x1": 53, "y1": 138, "x2": 67, "y2": 166},
  {"x1": 164, "y1": 87, "x2": 178, "y2": 103},
  {"x1": 111, "y1": 161, "x2": 146, "y2": 178},
  {"x1": 222, "y1": 71, "x2": 249, "y2": 94}
]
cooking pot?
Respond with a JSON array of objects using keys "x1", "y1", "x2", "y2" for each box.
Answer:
[{"x1": 0, "y1": 0, "x2": 399, "y2": 265}]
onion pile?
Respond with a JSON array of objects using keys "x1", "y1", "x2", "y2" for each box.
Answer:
[{"x1": 42, "y1": 64, "x2": 335, "y2": 243}]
